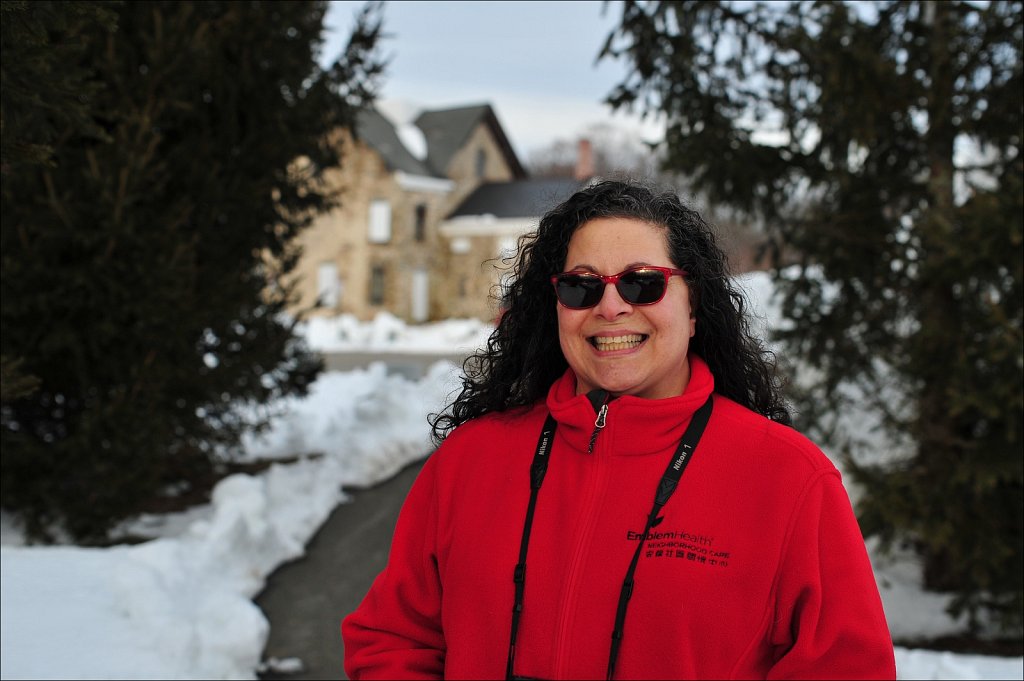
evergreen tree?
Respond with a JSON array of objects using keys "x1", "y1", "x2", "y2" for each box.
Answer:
[
  {"x1": 1, "y1": 1, "x2": 385, "y2": 542},
  {"x1": 602, "y1": 1, "x2": 1023, "y2": 632}
]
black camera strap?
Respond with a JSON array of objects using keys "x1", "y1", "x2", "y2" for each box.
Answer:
[
  {"x1": 505, "y1": 395, "x2": 714, "y2": 681},
  {"x1": 506, "y1": 413, "x2": 557, "y2": 681}
]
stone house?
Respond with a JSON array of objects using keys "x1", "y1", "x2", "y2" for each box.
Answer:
[
  {"x1": 436, "y1": 176, "x2": 587, "y2": 319},
  {"x1": 289, "y1": 103, "x2": 550, "y2": 323},
  {"x1": 286, "y1": 103, "x2": 765, "y2": 324}
]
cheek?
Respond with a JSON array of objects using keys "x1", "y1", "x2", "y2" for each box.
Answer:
[
  {"x1": 555, "y1": 307, "x2": 571, "y2": 348},
  {"x1": 556, "y1": 307, "x2": 587, "y2": 352},
  {"x1": 556, "y1": 304, "x2": 581, "y2": 329}
]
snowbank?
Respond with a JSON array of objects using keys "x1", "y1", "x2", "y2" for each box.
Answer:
[
  {"x1": 299, "y1": 311, "x2": 492, "y2": 354},
  {"x1": 1, "y1": 361, "x2": 461, "y2": 680}
]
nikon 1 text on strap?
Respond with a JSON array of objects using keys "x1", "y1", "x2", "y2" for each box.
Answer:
[{"x1": 505, "y1": 395, "x2": 714, "y2": 681}]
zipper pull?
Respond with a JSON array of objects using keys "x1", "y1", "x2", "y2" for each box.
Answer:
[{"x1": 588, "y1": 403, "x2": 609, "y2": 454}]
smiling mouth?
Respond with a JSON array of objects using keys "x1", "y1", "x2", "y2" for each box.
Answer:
[{"x1": 589, "y1": 334, "x2": 647, "y2": 351}]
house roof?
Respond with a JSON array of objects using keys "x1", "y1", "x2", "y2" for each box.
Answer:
[
  {"x1": 354, "y1": 108, "x2": 435, "y2": 176},
  {"x1": 447, "y1": 177, "x2": 586, "y2": 219},
  {"x1": 414, "y1": 104, "x2": 527, "y2": 179}
]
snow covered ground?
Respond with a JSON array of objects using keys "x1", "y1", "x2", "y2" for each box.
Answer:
[{"x1": 2, "y1": 273, "x2": 1021, "y2": 680}]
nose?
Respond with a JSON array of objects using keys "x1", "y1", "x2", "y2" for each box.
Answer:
[{"x1": 593, "y1": 282, "x2": 632, "y2": 319}]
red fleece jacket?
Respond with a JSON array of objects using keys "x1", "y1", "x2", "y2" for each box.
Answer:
[{"x1": 342, "y1": 356, "x2": 895, "y2": 680}]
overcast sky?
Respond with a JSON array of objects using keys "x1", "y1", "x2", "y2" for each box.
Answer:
[{"x1": 322, "y1": 0, "x2": 666, "y2": 162}]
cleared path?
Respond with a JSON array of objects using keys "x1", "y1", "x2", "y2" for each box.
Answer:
[
  {"x1": 321, "y1": 350, "x2": 469, "y2": 380},
  {"x1": 255, "y1": 456, "x2": 427, "y2": 680}
]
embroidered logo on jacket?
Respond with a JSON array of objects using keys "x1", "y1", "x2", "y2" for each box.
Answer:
[{"x1": 626, "y1": 528, "x2": 732, "y2": 568}]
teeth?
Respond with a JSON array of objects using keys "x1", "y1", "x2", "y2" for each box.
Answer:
[{"x1": 593, "y1": 334, "x2": 645, "y2": 351}]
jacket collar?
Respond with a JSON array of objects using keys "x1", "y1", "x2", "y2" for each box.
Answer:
[{"x1": 545, "y1": 354, "x2": 715, "y2": 457}]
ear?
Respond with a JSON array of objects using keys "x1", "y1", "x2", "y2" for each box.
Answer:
[{"x1": 686, "y1": 287, "x2": 697, "y2": 337}]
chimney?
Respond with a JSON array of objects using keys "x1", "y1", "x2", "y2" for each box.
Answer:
[{"x1": 575, "y1": 138, "x2": 594, "y2": 180}]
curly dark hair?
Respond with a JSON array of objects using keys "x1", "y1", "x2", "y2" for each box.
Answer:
[{"x1": 430, "y1": 179, "x2": 790, "y2": 443}]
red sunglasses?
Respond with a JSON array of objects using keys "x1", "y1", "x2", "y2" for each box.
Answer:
[{"x1": 550, "y1": 265, "x2": 687, "y2": 309}]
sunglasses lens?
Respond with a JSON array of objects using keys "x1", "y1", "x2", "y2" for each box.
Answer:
[
  {"x1": 618, "y1": 270, "x2": 667, "y2": 304},
  {"x1": 555, "y1": 274, "x2": 603, "y2": 308}
]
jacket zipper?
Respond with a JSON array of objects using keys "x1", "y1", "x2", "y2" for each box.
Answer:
[
  {"x1": 587, "y1": 398, "x2": 610, "y2": 454},
  {"x1": 554, "y1": 412, "x2": 611, "y2": 676},
  {"x1": 554, "y1": 389, "x2": 611, "y2": 673},
  {"x1": 587, "y1": 404, "x2": 608, "y2": 454}
]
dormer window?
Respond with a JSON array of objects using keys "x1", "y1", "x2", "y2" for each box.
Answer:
[{"x1": 475, "y1": 148, "x2": 487, "y2": 179}]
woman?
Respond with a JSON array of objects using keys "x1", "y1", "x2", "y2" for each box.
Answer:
[{"x1": 343, "y1": 180, "x2": 895, "y2": 680}]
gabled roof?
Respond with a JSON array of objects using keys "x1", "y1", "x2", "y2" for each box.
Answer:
[
  {"x1": 415, "y1": 104, "x2": 527, "y2": 179},
  {"x1": 447, "y1": 177, "x2": 586, "y2": 219},
  {"x1": 354, "y1": 108, "x2": 435, "y2": 176}
]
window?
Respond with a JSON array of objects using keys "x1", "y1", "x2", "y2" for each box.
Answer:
[
  {"x1": 497, "y1": 236, "x2": 518, "y2": 261},
  {"x1": 475, "y1": 148, "x2": 487, "y2": 179},
  {"x1": 317, "y1": 262, "x2": 340, "y2": 309},
  {"x1": 368, "y1": 199, "x2": 391, "y2": 243},
  {"x1": 414, "y1": 203, "x2": 427, "y2": 242},
  {"x1": 411, "y1": 268, "x2": 429, "y2": 322},
  {"x1": 499, "y1": 271, "x2": 515, "y2": 310},
  {"x1": 369, "y1": 265, "x2": 386, "y2": 306}
]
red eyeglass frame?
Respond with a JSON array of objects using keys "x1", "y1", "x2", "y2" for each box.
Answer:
[{"x1": 549, "y1": 265, "x2": 688, "y2": 309}]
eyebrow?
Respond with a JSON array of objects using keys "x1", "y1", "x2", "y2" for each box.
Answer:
[{"x1": 565, "y1": 261, "x2": 658, "y2": 273}]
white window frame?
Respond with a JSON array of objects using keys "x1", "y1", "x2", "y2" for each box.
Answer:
[
  {"x1": 316, "y1": 262, "x2": 340, "y2": 309},
  {"x1": 368, "y1": 199, "x2": 392, "y2": 243},
  {"x1": 497, "y1": 236, "x2": 518, "y2": 261},
  {"x1": 475, "y1": 148, "x2": 487, "y2": 179},
  {"x1": 411, "y1": 268, "x2": 429, "y2": 322}
]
